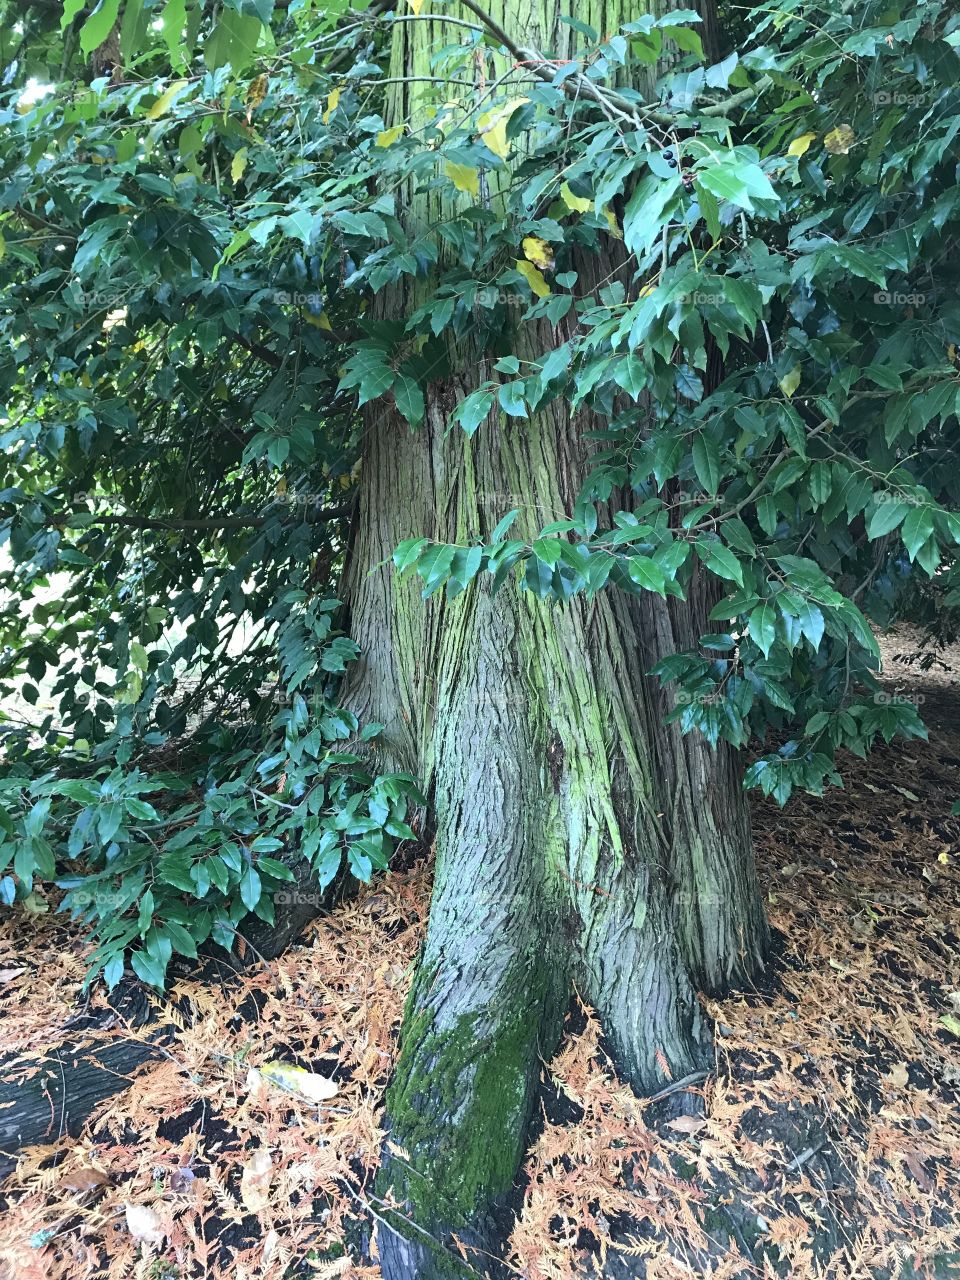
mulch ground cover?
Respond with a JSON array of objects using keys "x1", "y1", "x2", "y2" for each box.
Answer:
[{"x1": 1, "y1": 630, "x2": 958, "y2": 1280}]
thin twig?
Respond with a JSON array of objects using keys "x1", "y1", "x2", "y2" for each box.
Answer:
[
  {"x1": 647, "y1": 1068, "x2": 710, "y2": 1104},
  {"x1": 44, "y1": 505, "x2": 352, "y2": 531}
]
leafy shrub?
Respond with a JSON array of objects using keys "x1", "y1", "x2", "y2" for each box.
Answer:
[{"x1": 0, "y1": 587, "x2": 422, "y2": 990}]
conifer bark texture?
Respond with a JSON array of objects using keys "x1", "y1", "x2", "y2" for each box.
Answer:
[{"x1": 341, "y1": 3, "x2": 771, "y2": 1274}]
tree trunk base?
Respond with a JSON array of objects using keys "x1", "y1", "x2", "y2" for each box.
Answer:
[{"x1": 368, "y1": 1014, "x2": 857, "y2": 1280}]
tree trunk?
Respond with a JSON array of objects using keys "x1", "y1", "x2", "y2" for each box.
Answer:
[
  {"x1": 636, "y1": 579, "x2": 770, "y2": 995},
  {"x1": 0, "y1": 1036, "x2": 165, "y2": 1181},
  {"x1": 341, "y1": 3, "x2": 772, "y2": 1274}
]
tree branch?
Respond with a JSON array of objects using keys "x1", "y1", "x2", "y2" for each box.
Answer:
[
  {"x1": 232, "y1": 319, "x2": 351, "y2": 369},
  {"x1": 14, "y1": 204, "x2": 77, "y2": 239},
  {"x1": 47, "y1": 505, "x2": 353, "y2": 532},
  {"x1": 232, "y1": 333, "x2": 285, "y2": 369},
  {"x1": 439, "y1": 0, "x2": 770, "y2": 128}
]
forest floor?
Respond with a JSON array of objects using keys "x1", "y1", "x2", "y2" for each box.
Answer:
[{"x1": 1, "y1": 627, "x2": 959, "y2": 1280}]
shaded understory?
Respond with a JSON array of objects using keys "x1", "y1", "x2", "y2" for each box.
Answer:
[{"x1": 1, "y1": 636, "x2": 959, "y2": 1279}]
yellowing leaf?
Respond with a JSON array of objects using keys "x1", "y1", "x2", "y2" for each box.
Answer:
[
  {"x1": 604, "y1": 207, "x2": 623, "y2": 239},
  {"x1": 779, "y1": 366, "x2": 801, "y2": 398},
  {"x1": 305, "y1": 311, "x2": 333, "y2": 331},
  {"x1": 476, "y1": 97, "x2": 528, "y2": 159},
  {"x1": 522, "y1": 235, "x2": 555, "y2": 271},
  {"x1": 787, "y1": 132, "x2": 817, "y2": 158},
  {"x1": 231, "y1": 147, "x2": 248, "y2": 183},
  {"x1": 376, "y1": 125, "x2": 404, "y2": 148},
  {"x1": 147, "y1": 79, "x2": 188, "y2": 120},
  {"x1": 259, "y1": 1060, "x2": 339, "y2": 1102},
  {"x1": 406, "y1": 0, "x2": 424, "y2": 11},
  {"x1": 560, "y1": 181, "x2": 591, "y2": 214},
  {"x1": 246, "y1": 73, "x2": 268, "y2": 112},
  {"x1": 824, "y1": 124, "x2": 855, "y2": 155},
  {"x1": 638, "y1": 282, "x2": 657, "y2": 299},
  {"x1": 322, "y1": 87, "x2": 341, "y2": 125},
  {"x1": 444, "y1": 161, "x2": 479, "y2": 198},
  {"x1": 477, "y1": 115, "x2": 509, "y2": 160},
  {"x1": 515, "y1": 259, "x2": 551, "y2": 298}
]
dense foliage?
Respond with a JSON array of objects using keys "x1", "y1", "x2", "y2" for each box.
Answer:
[{"x1": 0, "y1": 0, "x2": 958, "y2": 987}]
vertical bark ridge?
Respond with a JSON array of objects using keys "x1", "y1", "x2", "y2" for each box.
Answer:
[
  {"x1": 342, "y1": 409, "x2": 436, "y2": 772},
  {"x1": 631, "y1": 576, "x2": 771, "y2": 994},
  {"x1": 367, "y1": 376, "x2": 715, "y2": 1280},
  {"x1": 373, "y1": 393, "x2": 571, "y2": 1280},
  {"x1": 338, "y1": 5, "x2": 771, "y2": 1275},
  {"x1": 492, "y1": 397, "x2": 712, "y2": 1091}
]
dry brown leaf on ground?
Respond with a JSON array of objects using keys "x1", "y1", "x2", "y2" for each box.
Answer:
[
  {"x1": 123, "y1": 1202, "x2": 164, "y2": 1244},
  {"x1": 239, "y1": 1147, "x2": 274, "y2": 1213}
]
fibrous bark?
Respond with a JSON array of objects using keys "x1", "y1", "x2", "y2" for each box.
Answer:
[
  {"x1": 0, "y1": 1036, "x2": 163, "y2": 1182},
  {"x1": 348, "y1": 382, "x2": 769, "y2": 1277},
  {"x1": 339, "y1": 3, "x2": 772, "y2": 1274}
]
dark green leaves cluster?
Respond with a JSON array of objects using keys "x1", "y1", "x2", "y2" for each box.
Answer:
[
  {"x1": 370, "y1": 0, "x2": 960, "y2": 800},
  {"x1": 1, "y1": 0, "x2": 959, "y2": 991},
  {"x1": 1, "y1": 592, "x2": 422, "y2": 990}
]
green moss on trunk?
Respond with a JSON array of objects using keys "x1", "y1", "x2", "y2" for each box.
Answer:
[
  {"x1": 381, "y1": 1001, "x2": 554, "y2": 1223},
  {"x1": 341, "y1": 4, "x2": 772, "y2": 1277}
]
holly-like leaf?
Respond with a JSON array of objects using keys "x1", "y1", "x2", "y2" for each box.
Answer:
[
  {"x1": 696, "y1": 540, "x2": 744, "y2": 585},
  {"x1": 748, "y1": 603, "x2": 776, "y2": 656},
  {"x1": 79, "y1": 0, "x2": 122, "y2": 55},
  {"x1": 455, "y1": 388, "x2": 495, "y2": 436},
  {"x1": 393, "y1": 372, "x2": 425, "y2": 427},
  {"x1": 696, "y1": 154, "x2": 778, "y2": 213},
  {"x1": 692, "y1": 433, "x2": 722, "y2": 494},
  {"x1": 628, "y1": 556, "x2": 668, "y2": 596}
]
